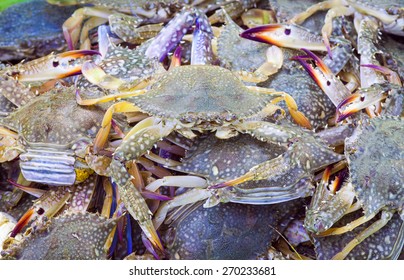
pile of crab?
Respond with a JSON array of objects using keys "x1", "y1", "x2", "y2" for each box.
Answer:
[{"x1": 0, "y1": 0, "x2": 403, "y2": 260}]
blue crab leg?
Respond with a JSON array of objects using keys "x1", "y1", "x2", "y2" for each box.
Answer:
[
  {"x1": 9, "y1": 50, "x2": 99, "y2": 81},
  {"x1": 191, "y1": 14, "x2": 214, "y2": 65},
  {"x1": 246, "y1": 86, "x2": 312, "y2": 129},
  {"x1": 145, "y1": 8, "x2": 198, "y2": 61},
  {"x1": 240, "y1": 24, "x2": 327, "y2": 52},
  {"x1": 107, "y1": 119, "x2": 175, "y2": 251}
]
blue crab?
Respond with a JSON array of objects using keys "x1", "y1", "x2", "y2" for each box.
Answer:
[
  {"x1": 1, "y1": 211, "x2": 120, "y2": 259},
  {"x1": 161, "y1": 199, "x2": 306, "y2": 259},
  {"x1": 0, "y1": 0, "x2": 77, "y2": 61},
  {"x1": 305, "y1": 116, "x2": 404, "y2": 259},
  {"x1": 48, "y1": 0, "x2": 260, "y2": 49},
  {"x1": 0, "y1": 86, "x2": 116, "y2": 186},
  {"x1": 289, "y1": 0, "x2": 404, "y2": 57},
  {"x1": 0, "y1": 49, "x2": 98, "y2": 117},
  {"x1": 76, "y1": 12, "x2": 314, "y2": 252}
]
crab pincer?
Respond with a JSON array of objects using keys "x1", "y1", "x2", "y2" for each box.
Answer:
[
  {"x1": 8, "y1": 50, "x2": 99, "y2": 82},
  {"x1": 240, "y1": 24, "x2": 327, "y2": 52},
  {"x1": 293, "y1": 48, "x2": 351, "y2": 107}
]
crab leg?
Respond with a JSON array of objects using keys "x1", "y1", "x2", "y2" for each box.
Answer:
[
  {"x1": 79, "y1": 16, "x2": 109, "y2": 50},
  {"x1": 91, "y1": 101, "x2": 142, "y2": 152},
  {"x1": 290, "y1": 0, "x2": 354, "y2": 58},
  {"x1": 146, "y1": 176, "x2": 208, "y2": 192},
  {"x1": 332, "y1": 211, "x2": 393, "y2": 260},
  {"x1": 153, "y1": 189, "x2": 211, "y2": 230},
  {"x1": 318, "y1": 212, "x2": 377, "y2": 237},
  {"x1": 58, "y1": 6, "x2": 115, "y2": 49},
  {"x1": 289, "y1": 0, "x2": 341, "y2": 24},
  {"x1": 240, "y1": 24, "x2": 327, "y2": 52},
  {"x1": 145, "y1": 9, "x2": 199, "y2": 61},
  {"x1": 106, "y1": 119, "x2": 175, "y2": 251},
  {"x1": 246, "y1": 86, "x2": 312, "y2": 129}
]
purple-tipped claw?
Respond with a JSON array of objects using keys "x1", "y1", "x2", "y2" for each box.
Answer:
[
  {"x1": 240, "y1": 24, "x2": 284, "y2": 45},
  {"x1": 301, "y1": 48, "x2": 331, "y2": 75},
  {"x1": 295, "y1": 57, "x2": 319, "y2": 85},
  {"x1": 336, "y1": 94, "x2": 362, "y2": 122}
]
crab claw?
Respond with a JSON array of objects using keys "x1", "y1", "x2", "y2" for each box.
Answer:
[
  {"x1": 240, "y1": 24, "x2": 327, "y2": 52},
  {"x1": 11, "y1": 50, "x2": 99, "y2": 82},
  {"x1": 336, "y1": 85, "x2": 389, "y2": 122},
  {"x1": 294, "y1": 48, "x2": 351, "y2": 107},
  {"x1": 361, "y1": 64, "x2": 402, "y2": 86},
  {"x1": 9, "y1": 208, "x2": 35, "y2": 237}
]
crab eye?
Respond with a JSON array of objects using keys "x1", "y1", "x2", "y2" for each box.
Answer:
[
  {"x1": 37, "y1": 207, "x2": 45, "y2": 215},
  {"x1": 284, "y1": 28, "x2": 291, "y2": 35}
]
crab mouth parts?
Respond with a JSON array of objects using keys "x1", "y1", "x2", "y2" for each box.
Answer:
[{"x1": 19, "y1": 148, "x2": 76, "y2": 186}]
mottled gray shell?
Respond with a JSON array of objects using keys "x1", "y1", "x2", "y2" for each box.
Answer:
[
  {"x1": 177, "y1": 133, "x2": 285, "y2": 183},
  {"x1": 1, "y1": 212, "x2": 118, "y2": 260},
  {"x1": 1, "y1": 87, "x2": 105, "y2": 146},
  {"x1": 131, "y1": 65, "x2": 273, "y2": 123},
  {"x1": 163, "y1": 199, "x2": 305, "y2": 259},
  {"x1": 217, "y1": 14, "x2": 268, "y2": 72},
  {"x1": 176, "y1": 133, "x2": 314, "y2": 203},
  {"x1": 346, "y1": 116, "x2": 404, "y2": 216},
  {"x1": 0, "y1": 0, "x2": 75, "y2": 61}
]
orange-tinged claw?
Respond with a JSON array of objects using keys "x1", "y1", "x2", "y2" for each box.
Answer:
[
  {"x1": 336, "y1": 93, "x2": 362, "y2": 122},
  {"x1": 12, "y1": 50, "x2": 99, "y2": 81},
  {"x1": 10, "y1": 208, "x2": 35, "y2": 237},
  {"x1": 240, "y1": 24, "x2": 327, "y2": 51},
  {"x1": 301, "y1": 48, "x2": 332, "y2": 75}
]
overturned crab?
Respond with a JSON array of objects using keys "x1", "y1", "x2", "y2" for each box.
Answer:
[{"x1": 0, "y1": 86, "x2": 118, "y2": 186}]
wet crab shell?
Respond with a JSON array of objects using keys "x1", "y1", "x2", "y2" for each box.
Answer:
[
  {"x1": 130, "y1": 65, "x2": 274, "y2": 125},
  {"x1": 1, "y1": 212, "x2": 119, "y2": 260},
  {"x1": 162, "y1": 199, "x2": 306, "y2": 260},
  {"x1": 345, "y1": 116, "x2": 404, "y2": 216}
]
